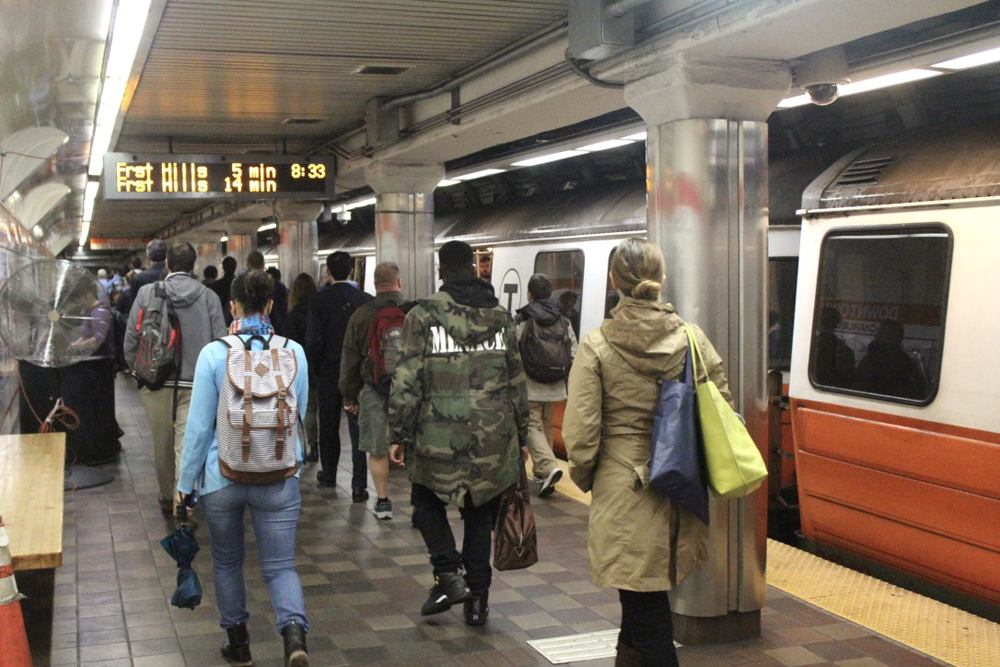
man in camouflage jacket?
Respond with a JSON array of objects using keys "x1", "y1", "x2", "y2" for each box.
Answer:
[{"x1": 389, "y1": 240, "x2": 529, "y2": 626}]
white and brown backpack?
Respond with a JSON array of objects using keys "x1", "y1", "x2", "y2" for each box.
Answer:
[{"x1": 216, "y1": 334, "x2": 300, "y2": 483}]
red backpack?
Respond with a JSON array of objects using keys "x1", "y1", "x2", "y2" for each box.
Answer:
[{"x1": 368, "y1": 305, "x2": 406, "y2": 396}]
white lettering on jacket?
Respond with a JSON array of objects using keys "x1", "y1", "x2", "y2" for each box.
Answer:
[{"x1": 429, "y1": 326, "x2": 506, "y2": 355}]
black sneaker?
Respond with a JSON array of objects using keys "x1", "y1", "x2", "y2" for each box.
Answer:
[
  {"x1": 352, "y1": 487, "x2": 369, "y2": 503},
  {"x1": 464, "y1": 593, "x2": 489, "y2": 626},
  {"x1": 421, "y1": 572, "x2": 473, "y2": 616},
  {"x1": 374, "y1": 498, "x2": 393, "y2": 520},
  {"x1": 539, "y1": 468, "x2": 563, "y2": 498},
  {"x1": 316, "y1": 472, "x2": 336, "y2": 488}
]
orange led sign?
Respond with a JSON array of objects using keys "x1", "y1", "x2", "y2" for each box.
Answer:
[{"x1": 103, "y1": 153, "x2": 334, "y2": 200}]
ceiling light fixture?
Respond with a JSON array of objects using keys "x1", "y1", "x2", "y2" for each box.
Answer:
[
  {"x1": 78, "y1": 222, "x2": 90, "y2": 248},
  {"x1": 933, "y1": 45, "x2": 1000, "y2": 70},
  {"x1": 620, "y1": 131, "x2": 647, "y2": 141},
  {"x1": 258, "y1": 222, "x2": 277, "y2": 232},
  {"x1": 82, "y1": 181, "x2": 99, "y2": 222},
  {"x1": 343, "y1": 197, "x2": 376, "y2": 211},
  {"x1": 220, "y1": 236, "x2": 229, "y2": 243},
  {"x1": 455, "y1": 169, "x2": 506, "y2": 181},
  {"x1": 576, "y1": 139, "x2": 634, "y2": 152},
  {"x1": 87, "y1": 0, "x2": 153, "y2": 177},
  {"x1": 438, "y1": 179, "x2": 461, "y2": 187},
  {"x1": 512, "y1": 150, "x2": 587, "y2": 167}
]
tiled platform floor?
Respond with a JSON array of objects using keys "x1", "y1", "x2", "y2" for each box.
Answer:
[{"x1": 18, "y1": 377, "x2": 944, "y2": 666}]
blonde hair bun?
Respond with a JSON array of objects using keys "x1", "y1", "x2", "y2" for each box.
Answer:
[
  {"x1": 610, "y1": 238, "x2": 666, "y2": 301},
  {"x1": 632, "y1": 279, "x2": 662, "y2": 301}
]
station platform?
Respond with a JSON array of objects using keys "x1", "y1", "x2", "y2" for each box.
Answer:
[{"x1": 18, "y1": 378, "x2": 967, "y2": 666}]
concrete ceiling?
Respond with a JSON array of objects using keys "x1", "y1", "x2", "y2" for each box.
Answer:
[{"x1": 25, "y1": 0, "x2": 994, "y2": 246}]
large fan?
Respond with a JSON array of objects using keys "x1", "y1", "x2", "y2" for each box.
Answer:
[
  {"x1": 0, "y1": 259, "x2": 112, "y2": 366},
  {"x1": 0, "y1": 259, "x2": 116, "y2": 488}
]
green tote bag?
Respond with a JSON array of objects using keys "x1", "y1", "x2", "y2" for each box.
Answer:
[{"x1": 684, "y1": 325, "x2": 768, "y2": 499}]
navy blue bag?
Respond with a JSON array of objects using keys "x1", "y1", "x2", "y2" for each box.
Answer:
[{"x1": 649, "y1": 343, "x2": 709, "y2": 525}]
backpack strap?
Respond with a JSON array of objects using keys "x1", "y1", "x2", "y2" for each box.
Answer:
[
  {"x1": 268, "y1": 335, "x2": 288, "y2": 349},
  {"x1": 241, "y1": 349, "x2": 253, "y2": 462},
  {"x1": 215, "y1": 335, "x2": 243, "y2": 348},
  {"x1": 272, "y1": 348, "x2": 288, "y2": 461}
]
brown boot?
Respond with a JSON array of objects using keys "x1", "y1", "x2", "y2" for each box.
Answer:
[{"x1": 614, "y1": 643, "x2": 646, "y2": 667}]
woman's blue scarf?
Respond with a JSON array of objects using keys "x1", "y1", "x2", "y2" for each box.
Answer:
[{"x1": 228, "y1": 314, "x2": 274, "y2": 337}]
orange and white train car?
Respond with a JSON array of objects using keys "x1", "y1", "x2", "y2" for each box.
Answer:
[{"x1": 788, "y1": 127, "x2": 1000, "y2": 606}]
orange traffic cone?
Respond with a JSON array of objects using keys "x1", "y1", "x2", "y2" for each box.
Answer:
[{"x1": 0, "y1": 517, "x2": 32, "y2": 666}]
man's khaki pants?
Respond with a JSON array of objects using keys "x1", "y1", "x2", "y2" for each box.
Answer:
[
  {"x1": 139, "y1": 386, "x2": 192, "y2": 505},
  {"x1": 526, "y1": 401, "x2": 559, "y2": 480}
]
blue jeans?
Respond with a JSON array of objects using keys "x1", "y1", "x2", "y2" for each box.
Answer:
[{"x1": 201, "y1": 478, "x2": 308, "y2": 633}]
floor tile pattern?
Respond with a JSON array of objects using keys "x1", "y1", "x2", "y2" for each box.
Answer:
[{"x1": 18, "y1": 378, "x2": 944, "y2": 666}]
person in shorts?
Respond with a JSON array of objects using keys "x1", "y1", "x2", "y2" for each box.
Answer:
[{"x1": 339, "y1": 262, "x2": 404, "y2": 519}]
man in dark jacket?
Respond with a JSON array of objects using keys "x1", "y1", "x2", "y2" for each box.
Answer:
[
  {"x1": 306, "y1": 251, "x2": 372, "y2": 498},
  {"x1": 339, "y1": 262, "x2": 404, "y2": 521},
  {"x1": 130, "y1": 239, "x2": 168, "y2": 299},
  {"x1": 210, "y1": 255, "x2": 238, "y2": 325},
  {"x1": 266, "y1": 266, "x2": 289, "y2": 335},
  {"x1": 389, "y1": 241, "x2": 529, "y2": 626},
  {"x1": 124, "y1": 242, "x2": 226, "y2": 519}
]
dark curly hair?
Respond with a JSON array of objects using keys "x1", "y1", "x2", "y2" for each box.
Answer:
[{"x1": 230, "y1": 269, "x2": 274, "y2": 315}]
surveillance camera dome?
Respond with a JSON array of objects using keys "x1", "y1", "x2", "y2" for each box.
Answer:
[{"x1": 806, "y1": 83, "x2": 840, "y2": 106}]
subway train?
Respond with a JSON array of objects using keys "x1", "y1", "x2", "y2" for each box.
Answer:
[{"x1": 300, "y1": 125, "x2": 999, "y2": 611}]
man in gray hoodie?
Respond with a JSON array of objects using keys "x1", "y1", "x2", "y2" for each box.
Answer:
[{"x1": 125, "y1": 242, "x2": 226, "y2": 519}]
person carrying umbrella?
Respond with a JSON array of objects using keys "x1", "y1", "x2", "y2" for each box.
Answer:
[{"x1": 178, "y1": 269, "x2": 311, "y2": 667}]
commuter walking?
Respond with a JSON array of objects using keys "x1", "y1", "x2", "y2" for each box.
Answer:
[
  {"x1": 305, "y1": 252, "x2": 371, "y2": 498},
  {"x1": 130, "y1": 239, "x2": 168, "y2": 298},
  {"x1": 266, "y1": 266, "x2": 289, "y2": 336},
  {"x1": 389, "y1": 241, "x2": 529, "y2": 626},
  {"x1": 178, "y1": 270, "x2": 311, "y2": 667},
  {"x1": 211, "y1": 256, "x2": 238, "y2": 325},
  {"x1": 125, "y1": 243, "x2": 226, "y2": 520},
  {"x1": 340, "y1": 262, "x2": 405, "y2": 520},
  {"x1": 563, "y1": 238, "x2": 732, "y2": 667},
  {"x1": 515, "y1": 273, "x2": 577, "y2": 497},
  {"x1": 285, "y1": 272, "x2": 319, "y2": 463},
  {"x1": 202, "y1": 264, "x2": 218, "y2": 286}
]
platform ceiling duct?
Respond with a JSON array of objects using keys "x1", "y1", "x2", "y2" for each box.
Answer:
[
  {"x1": 7, "y1": 182, "x2": 71, "y2": 230},
  {"x1": 0, "y1": 127, "x2": 68, "y2": 202}
]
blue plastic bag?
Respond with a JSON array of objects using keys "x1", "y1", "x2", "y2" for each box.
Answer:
[{"x1": 649, "y1": 343, "x2": 709, "y2": 525}]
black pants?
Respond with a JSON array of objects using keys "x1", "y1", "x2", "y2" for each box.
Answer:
[
  {"x1": 618, "y1": 589, "x2": 679, "y2": 666},
  {"x1": 411, "y1": 483, "x2": 499, "y2": 597},
  {"x1": 316, "y1": 379, "x2": 366, "y2": 489}
]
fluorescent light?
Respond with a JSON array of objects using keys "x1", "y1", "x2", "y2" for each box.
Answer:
[
  {"x1": 620, "y1": 131, "x2": 647, "y2": 141},
  {"x1": 78, "y1": 221, "x2": 91, "y2": 247},
  {"x1": 258, "y1": 222, "x2": 277, "y2": 232},
  {"x1": 343, "y1": 197, "x2": 376, "y2": 211},
  {"x1": 220, "y1": 236, "x2": 229, "y2": 242},
  {"x1": 512, "y1": 150, "x2": 587, "y2": 167},
  {"x1": 88, "y1": 0, "x2": 153, "y2": 176},
  {"x1": 776, "y1": 69, "x2": 942, "y2": 109},
  {"x1": 82, "y1": 181, "x2": 99, "y2": 222},
  {"x1": 576, "y1": 139, "x2": 634, "y2": 152},
  {"x1": 438, "y1": 179, "x2": 461, "y2": 187},
  {"x1": 839, "y1": 69, "x2": 940, "y2": 96},
  {"x1": 455, "y1": 168, "x2": 506, "y2": 181},
  {"x1": 933, "y1": 46, "x2": 1000, "y2": 70},
  {"x1": 777, "y1": 94, "x2": 812, "y2": 108}
]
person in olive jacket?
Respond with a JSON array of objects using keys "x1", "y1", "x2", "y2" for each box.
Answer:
[{"x1": 563, "y1": 238, "x2": 733, "y2": 667}]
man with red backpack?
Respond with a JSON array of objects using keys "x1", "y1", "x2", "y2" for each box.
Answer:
[{"x1": 339, "y1": 262, "x2": 406, "y2": 520}]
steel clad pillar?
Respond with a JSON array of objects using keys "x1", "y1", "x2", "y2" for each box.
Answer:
[
  {"x1": 624, "y1": 56, "x2": 791, "y2": 644},
  {"x1": 225, "y1": 234, "x2": 256, "y2": 268},
  {"x1": 365, "y1": 162, "x2": 444, "y2": 300},
  {"x1": 275, "y1": 202, "x2": 321, "y2": 282},
  {"x1": 195, "y1": 241, "x2": 222, "y2": 277}
]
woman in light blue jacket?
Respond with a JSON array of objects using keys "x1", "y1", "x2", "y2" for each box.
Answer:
[{"x1": 179, "y1": 269, "x2": 310, "y2": 667}]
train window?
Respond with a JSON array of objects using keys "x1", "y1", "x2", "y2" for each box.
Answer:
[
  {"x1": 808, "y1": 225, "x2": 952, "y2": 405},
  {"x1": 769, "y1": 258, "x2": 798, "y2": 371},
  {"x1": 604, "y1": 247, "x2": 620, "y2": 319},
  {"x1": 534, "y1": 250, "x2": 584, "y2": 338},
  {"x1": 474, "y1": 248, "x2": 493, "y2": 283}
]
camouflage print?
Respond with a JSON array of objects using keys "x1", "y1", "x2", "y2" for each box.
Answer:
[{"x1": 389, "y1": 291, "x2": 529, "y2": 507}]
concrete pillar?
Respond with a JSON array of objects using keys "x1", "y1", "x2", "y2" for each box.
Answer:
[
  {"x1": 275, "y1": 201, "x2": 321, "y2": 283},
  {"x1": 364, "y1": 162, "x2": 444, "y2": 300},
  {"x1": 225, "y1": 234, "x2": 256, "y2": 270},
  {"x1": 624, "y1": 55, "x2": 790, "y2": 644},
  {"x1": 195, "y1": 242, "x2": 222, "y2": 278}
]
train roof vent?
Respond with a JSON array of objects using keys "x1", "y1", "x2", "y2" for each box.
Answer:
[
  {"x1": 352, "y1": 64, "x2": 411, "y2": 76},
  {"x1": 835, "y1": 157, "x2": 894, "y2": 186}
]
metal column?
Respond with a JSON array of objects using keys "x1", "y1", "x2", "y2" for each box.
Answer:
[
  {"x1": 277, "y1": 219, "x2": 318, "y2": 283},
  {"x1": 647, "y1": 119, "x2": 769, "y2": 641},
  {"x1": 225, "y1": 234, "x2": 256, "y2": 268},
  {"x1": 195, "y1": 242, "x2": 222, "y2": 277},
  {"x1": 374, "y1": 192, "x2": 435, "y2": 300}
]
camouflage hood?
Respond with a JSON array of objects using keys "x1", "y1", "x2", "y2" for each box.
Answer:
[{"x1": 423, "y1": 290, "x2": 510, "y2": 348}]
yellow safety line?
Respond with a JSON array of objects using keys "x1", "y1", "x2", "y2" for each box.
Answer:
[{"x1": 545, "y1": 458, "x2": 999, "y2": 666}]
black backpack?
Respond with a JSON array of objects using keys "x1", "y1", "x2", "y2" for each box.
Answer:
[
  {"x1": 520, "y1": 315, "x2": 572, "y2": 383},
  {"x1": 131, "y1": 282, "x2": 182, "y2": 390}
]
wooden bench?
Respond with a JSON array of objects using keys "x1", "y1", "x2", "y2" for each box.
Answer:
[{"x1": 0, "y1": 433, "x2": 65, "y2": 570}]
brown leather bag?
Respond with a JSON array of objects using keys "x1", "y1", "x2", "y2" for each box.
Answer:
[{"x1": 493, "y1": 460, "x2": 539, "y2": 571}]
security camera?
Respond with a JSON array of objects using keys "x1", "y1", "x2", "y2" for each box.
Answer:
[
  {"x1": 806, "y1": 83, "x2": 840, "y2": 106},
  {"x1": 794, "y1": 46, "x2": 849, "y2": 107},
  {"x1": 336, "y1": 211, "x2": 351, "y2": 225}
]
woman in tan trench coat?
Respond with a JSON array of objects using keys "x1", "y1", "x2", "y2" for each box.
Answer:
[{"x1": 563, "y1": 238, "x2": 733, "y2": 667}]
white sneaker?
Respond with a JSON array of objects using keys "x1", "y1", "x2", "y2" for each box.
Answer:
[{"x1": 539, "y1": 468, "x2": 563, "y2": 498}]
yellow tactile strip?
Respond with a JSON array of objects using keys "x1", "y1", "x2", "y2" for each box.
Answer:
[
  {"x1": 546, "y1": 456, "x2": 1000, "y2": 666},
  {"x1": 767, "y1": 538, "x2": 1000, "y2": 667}
]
